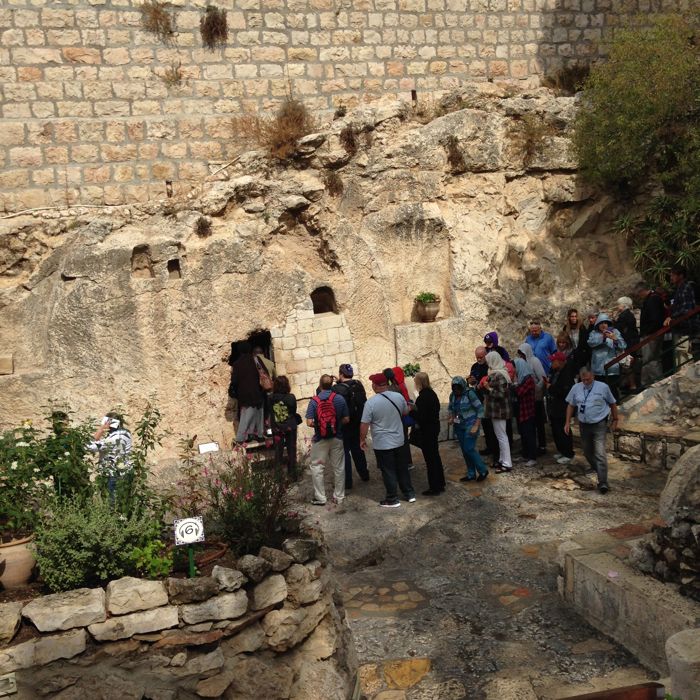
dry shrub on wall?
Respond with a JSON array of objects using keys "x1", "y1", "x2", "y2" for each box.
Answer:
[
  {"x1": 194, "y1": 215, "x2": 212, "y2": 237},
  {"x1": 200, "y1": 5, "x2": 227, "y2": 51},
  {"x1": 339, "y1": 124, "x2": 358, "y2": 156},
  {"x1": 542, "y1": 62, "x2": 591, "y2": 96},
  {"x1": 232, "y1": 98, "x2": 316, "y2": 161},
  {"x1": 323, "y1": 170, "x2": 344, "y2": 197},
  {"x1": 140, "y1": 0, "x2": 176, "y2": 45}
]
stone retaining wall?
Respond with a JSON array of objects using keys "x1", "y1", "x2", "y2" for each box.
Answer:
[
  {"x1": 1, "y1": 0, "x2": 697, "y2": 212},
  {"x1": 0, "y1": 536, "x2": 357, "y2": 699}
]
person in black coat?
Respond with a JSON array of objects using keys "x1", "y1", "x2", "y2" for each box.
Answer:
[
  {"x1": 615, "y1": 296, "x2": 640, "y2": 392},
  {"x1": 410, "y1": 372, "x2": 445, "y2": 496},
  {"x1": 635, "y1": 282, "x2": 667, "y2": 385},
  {"x1": 228, "y1": 341, "x2": 265, "y2": 442},
  {"x1": 545, "y1": 351, "x2": 576, "y2": 463},
  {"x1": 268, "y1": 375, "x2": 298, "y2": 479}
]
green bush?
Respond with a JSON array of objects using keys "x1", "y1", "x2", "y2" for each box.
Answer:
[
  {"x1": 204, "y1": 449, "x2": 290, "y2": 556},
  {"x1": 32, "y1": 495, "x2": 169, "y2": 592},
  {"x1": 573, "y1": 16, "x2": 700, "y2": 284}
]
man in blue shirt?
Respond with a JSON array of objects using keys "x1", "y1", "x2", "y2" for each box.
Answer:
[
  {"x1": 305, "y1": 374, "x2": 349, "y2": 506},
  {"x1": 360, "y1": 372, "x2": 415, "y2": 508},
  {"x1": 525, "y1": 320, "x2": 557, "y2": 375},
  {"x1": 564, "y1": 367, "x2": 619, "y2": 494}
]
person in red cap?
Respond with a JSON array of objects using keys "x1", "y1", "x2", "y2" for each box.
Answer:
[
  {"x1": 545, "y1": 350, "x2": 577, "y2": 464},
  {"x1": 360, "y1": 372, "x2": 415, "y2": 508}
]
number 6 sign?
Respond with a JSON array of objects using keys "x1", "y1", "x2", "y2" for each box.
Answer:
[{"x1": 173, "y1": 516, "x2": 205, "y2": 546}]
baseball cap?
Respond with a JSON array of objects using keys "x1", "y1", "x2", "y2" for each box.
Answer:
[{"x1": 368, "y1": 373, "x2": 388, "y2": 385}]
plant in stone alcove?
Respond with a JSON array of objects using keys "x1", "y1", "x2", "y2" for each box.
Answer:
[
  {"x1": 194, "y1": 215, "x2": 213, "y2": 237},
  {"x1": 200, "y1": 5, "x2": 228, "y2": 51},
  {"x1": 323, "y1": 170, "x2": 344, "y2": 198},
  {"x1": 140, "y1": 0, "x2": 177, "y2": 45}
]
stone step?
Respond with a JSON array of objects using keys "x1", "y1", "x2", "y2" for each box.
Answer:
[{"x1": 613, "y1": 421, "x2": 700, "y2": 470}]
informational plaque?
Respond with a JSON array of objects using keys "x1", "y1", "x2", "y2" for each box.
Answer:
[
  {"x1": 173, "y1": 516, "x2": 205, "y2": 546},
  {"x1": 198, "y1": 441, "x2": 220, "y2": 454}
]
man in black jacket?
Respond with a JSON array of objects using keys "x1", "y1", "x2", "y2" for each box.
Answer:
[
  {"x1": 635, "y1": 282, "x2": 667, "y2": 385},
  {"x1": 332, "y1": 364, "x2": 370, "y2": 489}
]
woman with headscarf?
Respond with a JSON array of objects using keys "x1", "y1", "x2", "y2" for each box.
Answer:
[
  {"x1": 411, "y1": 372, "x2": 446, "y2": 494},
  {"x1": 448, "y1": 376, "x2": 488, "y2": 483},
  {"x1": 517, "y1": 343, "x2": 547, "y2": 455},
  {"x1": 614, "y1": 296, "x2": 640, "y2": 393},
  {"x1": 483, "y1": 332, "x2": 511, "y2": 362},
  {"x1": 513, "y1": 358, "x2": 538, "y2": 466},
  {"x1": 587, "y1": 313, "x2": 626, "y2": 401},
  {"x1": 482, "y1": 351, "x2": 512, "y2": 473}
]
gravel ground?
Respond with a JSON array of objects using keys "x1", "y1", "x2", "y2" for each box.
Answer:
[{"x1": 292, "y1": 438, "x2": 667, "y2": 699}]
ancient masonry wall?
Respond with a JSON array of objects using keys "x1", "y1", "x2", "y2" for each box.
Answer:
[
  {"x1": 0, "y1": 536, "x2": 357, "y2": 698},
  {"x1": 0, "y1": 0, "x2": 695, "y2": 213}
]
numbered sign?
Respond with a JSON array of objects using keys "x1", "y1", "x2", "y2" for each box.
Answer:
[{"x1": 173, "y1": 516, "x2": 205, "y2": 546}]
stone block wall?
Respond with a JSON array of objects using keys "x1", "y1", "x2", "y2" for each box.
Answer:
[
  {"x1": 272, "y1": 300, "x2": 358, "y2": 399},
  {"x1": 1, "y1": 0, "x2": 697, "y2": 212},
  {"x1": 0, "y1": 537, "x2": 357, "y2": 699}
]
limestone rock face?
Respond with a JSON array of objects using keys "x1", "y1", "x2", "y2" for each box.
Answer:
[
  {"x1": 107, "y1": 577, "x2": 169, "y2": 615},
  {"x1": 212, "y1": 566, "x2": 248, "y2": 592},
  {"x1": 0, "y1": 628, "x2": 86, "y2": 674},
  {"x1": 166, "y1": 577, "x2": 219, "y2": 604},
  {"x1": 180, "y1": 590, "x2": 248, "y2": 625},
  {"x1": 0, "y1": 85, "x2": 640, "y2": 455},
  {"x1": 660, "y1": 445, "x2": 700, "y2": 525},
  {"x1": 22, "y1": 588, "x2": 106, "y2": 632},
  {"x1": 251, "y1": 574, "x2": 287, "y2": 611},
  {"x1": 236, "y1": 555, "x2": 271, "y2": 583},
  {"x1": 88, "y1": 606, "x2": 178, "y2": 641},
  {"x1": 0, "y1": 602, "x2": 23, "y2": 645}
]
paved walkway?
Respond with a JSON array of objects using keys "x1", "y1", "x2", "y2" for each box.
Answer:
[{"x1": 294, "y1": 438, "x2": 668, "y2": 699}]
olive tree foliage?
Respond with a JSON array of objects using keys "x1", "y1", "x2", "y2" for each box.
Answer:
[{"x1": 573, "y1": 16, "x2": 700, "y2": 285}]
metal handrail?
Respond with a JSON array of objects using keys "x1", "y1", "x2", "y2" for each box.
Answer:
[{"x1": 604, "y1": 305, "x2": 700, "y2": 371}]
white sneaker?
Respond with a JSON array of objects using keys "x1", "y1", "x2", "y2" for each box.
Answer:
[
  {"x1": 524, "y1": 460, "x2": 537, "y2": 467},
  {"x1": 554, "y1": 453, "x2": 562, "y2": 459},
  {"x1": 557, "y1": 456, "x2": 572, "y2": 464}
]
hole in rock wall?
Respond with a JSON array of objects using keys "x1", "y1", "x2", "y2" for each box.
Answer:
[
  {"x1": 311, "y1": 286, "x2": 338, "y2": 314},
  {"x1": 228, "y1": 329, "x2": 273, "y2": 365},
  {"x1": 167, "y1": 259, "x2": 182, "y2": 279},
  {"x1": 131, "y1": 245, "x2": 155, "y2": 278}
]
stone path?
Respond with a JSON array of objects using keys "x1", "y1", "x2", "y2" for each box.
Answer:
[{"x1": 294, "y1": 438, "x2": 668, "y2": 699}]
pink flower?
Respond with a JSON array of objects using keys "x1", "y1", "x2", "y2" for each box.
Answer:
[
  {"x1": 203, "y1": 466, "x2": 209, "y2": 477},
  {"x1": 245, "y1": 491, "x2": 253, "y2": 501}
]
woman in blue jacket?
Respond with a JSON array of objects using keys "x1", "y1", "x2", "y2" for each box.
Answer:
[
  {"x1": 448, "y1": 376, "x2": 489, "y2": 482},
  {"x1": 587, "y1": 313, "x2": 626, "y2": 401}
]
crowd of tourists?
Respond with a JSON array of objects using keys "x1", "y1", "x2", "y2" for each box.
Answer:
[{"x1": 227, "y1": 265, "x2": 698, "y2": 509}]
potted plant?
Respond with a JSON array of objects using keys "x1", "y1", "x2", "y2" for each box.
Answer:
[
  {"x1": 0, "y1": 423, "x2": 46, "y2": 588},
  {"x1": 402, "y1": 362, "x2": 421, "y2": 378},
  {"x1": 414, "y1": 292, "x2": 441, "y2": 322}
]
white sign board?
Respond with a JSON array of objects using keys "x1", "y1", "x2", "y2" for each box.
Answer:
[
  {"x1": 198, "y1": 441, "x2": 220, "y2": 454},
  {"x1": 173, "y1": 516, "x2": 205, "y2": 546}
]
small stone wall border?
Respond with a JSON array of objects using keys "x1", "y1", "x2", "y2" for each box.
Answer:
[
  {"x1": 614, "y1": 430, "x2": 699, "y2": 471},
  {"x1": 0, "y1": 534, "x2": 355, "y2": 698}
]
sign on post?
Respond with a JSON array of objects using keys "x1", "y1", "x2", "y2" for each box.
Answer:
[
  {"x1": 173, "y1": 516, "x2": 205, "y2": 546},
  {"x1": 173, "y1": 516, "x2": 205, "y2": 579}
]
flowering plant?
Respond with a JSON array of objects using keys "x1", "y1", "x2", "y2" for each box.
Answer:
[
  {"x1": 202, "y1": 446, "x2": 290, "y2": 556},
  {"x1": 0, "y1": 423, "x2": 50, "y2": 540}
]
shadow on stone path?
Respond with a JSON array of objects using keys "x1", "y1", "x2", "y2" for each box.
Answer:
[{"x1": 292, "y1": 440, "x2": 667, "y2": 699}]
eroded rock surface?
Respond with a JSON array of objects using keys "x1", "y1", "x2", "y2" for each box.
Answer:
[{"x1": 0, "y1": 86, "x2": 638, "y2": 455}]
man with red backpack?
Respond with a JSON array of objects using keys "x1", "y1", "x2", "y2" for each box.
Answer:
[
  {"x1": 305, "y1": 374, "x2": 350, "y2": 506},
  {"x1": 332, "y1": 364, "x2": 370, "y2": 490}
]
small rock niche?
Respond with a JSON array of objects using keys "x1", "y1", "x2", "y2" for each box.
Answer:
[
  {"x1": 131, "y1": 245, "x2": 155, "y2": 279},
  {"x1": 167, "y1": 259, "x2": 182, "y2": 279},
  {"x1": 311, "y1": 286, "x2": 338, "y2": 314}
]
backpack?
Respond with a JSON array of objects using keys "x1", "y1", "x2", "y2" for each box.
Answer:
[
  {"x1": 312, "y1": 392, "x2": 338, "y2": 439},
  {"x1": 271, "y1": 400, "x2": 290, "y2": 427},
  {"x1": 254, "y1": 357, "x2": 273, "y2": 392},
  {"x1": 335, "y1": 380, "x2": 366, "y2": 423}
]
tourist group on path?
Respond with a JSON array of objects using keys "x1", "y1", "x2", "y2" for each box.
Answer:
[{"x1": 227, "y1": 265, "x2": 699, "y2": 509}]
